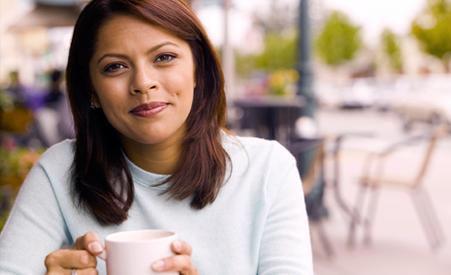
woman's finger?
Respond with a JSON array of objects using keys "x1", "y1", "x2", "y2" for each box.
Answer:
[
  {"x1": 68, "y1": 267, "x2": 99, "y2": 275},
  {"x1": 72, "y1": 231, "x2": 104, "y2": 255},
  {"x1": 45, "y1": 249, "x2": 96, "y2": 270},
  {"x1": 171, "y1": 240, "x2": 192, "y2": 256},
  {"x1": 152, "y1": 254, "x2": 198, "y2": 275}
]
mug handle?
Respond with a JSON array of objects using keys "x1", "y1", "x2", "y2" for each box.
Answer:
[{"x1": 97, "y1": 250, "x2": 107, "y2": 261}]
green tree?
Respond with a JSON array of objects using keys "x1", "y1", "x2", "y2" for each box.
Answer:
[
  {"x1": 314, "y1": 10, "x2": 362, "y2": 66},
  {"x1": 235, "y1": 32, "x2": 297, "y2": 77},
  {"x1": 412, "y1": 0, "x2": 451, "y2": 72},
  {"x1": 235, "y1": 0, "x2": 298, "y2": 78},
  {"x1": 381, "y1": 28, "x2": 404, "y2": 73},
  {"x1": 255, "y1": 32, "x2": 297, "y2": 71}
]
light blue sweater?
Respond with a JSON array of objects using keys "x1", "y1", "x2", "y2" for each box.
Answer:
[{"x1": 0, "y1": 135, "x2": 313, "y2": 274}]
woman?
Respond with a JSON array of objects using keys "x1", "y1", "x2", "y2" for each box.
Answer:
[{"x1": 0, "y1": 0, "x2": 313, "y2": 274}]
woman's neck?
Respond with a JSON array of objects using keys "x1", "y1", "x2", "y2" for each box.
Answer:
[{"x1": 120, "y1": 135, "x2": 184, "y2": 175}]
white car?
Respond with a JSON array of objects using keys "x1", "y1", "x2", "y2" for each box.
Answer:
[
  {"x1": 372, "y1": 76, "x2": 411, "y2": 112},
  {"x1": 340, "y1": 79, "x2": 375, "y2": 109},
  {"x1": 315, "y1": 78, "x2": 376, "y2": 109},
  {"x1": 393, "y1": 75, "x2": 451, "y2": 131},
  {"x1": 314, "y1": 82, "x2": 342, "y2": 109}
]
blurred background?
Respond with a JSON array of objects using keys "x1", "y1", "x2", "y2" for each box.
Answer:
[{"x1": 0, "y1": 0, "x2": 450, "y2": 274}]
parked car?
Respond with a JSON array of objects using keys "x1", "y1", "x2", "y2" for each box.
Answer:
[
  {"x1": 339, "y1": 78, "x2": 375, "y2": 109},
  {"x1": 372, "y1": 76, "x2": 411, "y2": 112},
  {"x1": 392, "y1": 75, "x2": 451, "y2": 131},
  {"x1": 315, "y1": 78, "x2": 376, "y2": 109}
]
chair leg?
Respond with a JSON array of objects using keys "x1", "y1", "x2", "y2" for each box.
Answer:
[
  {"x1": 411, "y1": 186, "x2": 445, "y2": 250},
  {"x1": 363, "y1": 186, "x2": 381, "y2": 246},
  {"x1": 314, "y1": 220, "x2": 335, "y2": 258},
  {"x1": 347, "y1": 182, "x2": 368, "y2": 247},
  {"x1": 411, "y1": 189, "x2": 439, "y2": 249},
  {"x1": 418, "y1": 188, "x2": 446, "y2": 245}
]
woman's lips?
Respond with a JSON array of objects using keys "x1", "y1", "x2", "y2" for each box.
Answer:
[{"x1": 130, "y1": 102, "x2": 168, "y2": 117}]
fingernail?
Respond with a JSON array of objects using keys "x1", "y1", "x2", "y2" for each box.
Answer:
[
  {"x1": 173, "y1": 240, "x2": 182, "y2": 251},
  {"x1": 152, "y1": 260, "x2": 165, "y2": 271},
  {"x1": 88, "y1": 242, "x2": 103, "y2": 253}
]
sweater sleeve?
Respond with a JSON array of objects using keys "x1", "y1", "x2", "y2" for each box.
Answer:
[
  {"x1": 257, "y1": 145, "x2": 314, "y2": 275},
  {"x1": 0, "y1": 160, "x2": 71, "y2": 275}
]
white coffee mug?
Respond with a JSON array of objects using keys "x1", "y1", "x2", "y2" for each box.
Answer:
[{"x1": 97, "y1": 229, "x2": 178, "y2": 275}]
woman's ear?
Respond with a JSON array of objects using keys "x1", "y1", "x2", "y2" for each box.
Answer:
[{"x1": 90, "y1": 93, "x2": 101, "y2": 108}]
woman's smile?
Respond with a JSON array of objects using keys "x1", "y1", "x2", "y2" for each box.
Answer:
[{"x1": 130, "y1": 102, "x2": 169, "y2": 118}]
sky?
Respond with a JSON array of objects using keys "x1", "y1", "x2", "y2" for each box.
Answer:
[
  {"x1": 2, "y1": 0, "x2": 429, "y2": 48},
  {"x1": 196, "y1": 0, "x2": 428, "y2": 48},
  {"x1": 323, "y1": 0, "x2": 426, "y2": 43}
]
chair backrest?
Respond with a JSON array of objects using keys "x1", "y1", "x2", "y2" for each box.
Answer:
[
  {"x1": 303, "y1": 142, "x2": 325, "y2": 194},
  {"x1": 289, "y1": 138, "x2": 328, "y2": 222},
  {"x1": 414, "y1": 125, "x2": 449, "y2": 186},
  {"x1": 289, "y1": 138, "x2": 324, "y2": 195}
]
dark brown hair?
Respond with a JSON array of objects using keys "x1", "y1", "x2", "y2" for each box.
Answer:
[{"x1": 66, "y1": 0, "x2": 229, "y2": 225}]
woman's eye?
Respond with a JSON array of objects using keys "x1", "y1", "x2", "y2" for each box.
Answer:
[
  {"x1": 104, "y1": 63, "x2": 126, "y2": 72},
  {"x1": 155, "y1": 54, "x2": 175, "y2": 63}
]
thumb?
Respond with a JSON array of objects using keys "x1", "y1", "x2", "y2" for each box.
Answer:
[{"x1": 73, "y1": 231, "x2": 104, "y2": 256}]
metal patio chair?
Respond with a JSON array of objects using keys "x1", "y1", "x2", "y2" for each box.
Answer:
[
  {"x1": 347, "y1": 125, "x2": 448, "y2": 250},
  {"x1": 290, "y1": 137, "x2": 334, "y2": 257}
]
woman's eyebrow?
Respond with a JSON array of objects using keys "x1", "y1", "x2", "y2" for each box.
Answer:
[
  {"x1": 96, "y1": 41, "x2": 180, "y2": 64},
  {"x1": 96, "y1": 53, "x2": 128, "y2": 64},
  {"x1": 146, "y1": 41, "x2": 179, "y2": 55}
]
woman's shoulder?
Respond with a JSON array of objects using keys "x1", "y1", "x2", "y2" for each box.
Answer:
[
  {"x1": 36, "y1": 139, "x2": 75, "y2": 169},
  {"x1": 222, "y1": 134, "x2": 294, "y2": 162}
]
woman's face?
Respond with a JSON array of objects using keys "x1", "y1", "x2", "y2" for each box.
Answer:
[{"x1": 89, "y1": 14, "x2": 195, "y2": 148}]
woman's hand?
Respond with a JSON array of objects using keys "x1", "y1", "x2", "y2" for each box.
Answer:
[
  {"x1": 45, "y1": 232, "x2": 104, "y2": 274},
  {"x1": 152, "y1": 240, "x2": 198, "y2": 275}
]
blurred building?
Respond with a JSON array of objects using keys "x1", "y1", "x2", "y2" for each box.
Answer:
[{"x1": 0, "y1": 0, "x2": 85, "y2": 86}]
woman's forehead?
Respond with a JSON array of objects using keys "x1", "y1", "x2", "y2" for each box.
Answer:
[
  {"x1": 93, "y1": 14, "x2": 187, "y2": 52},
  {"x1": 98, "y1": 14, "x2": 187, "y2": 43}
]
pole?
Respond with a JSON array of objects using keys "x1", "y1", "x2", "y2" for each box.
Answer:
[
  {"x1": 297, "y1": 0, "x2": 317, "y2": 177},
  {"x1": 297, "y1": 0, "x2": 315, "y2": 118},
  {"x1": 223, "y1": 0, "x2": 235, "y2": 99}
]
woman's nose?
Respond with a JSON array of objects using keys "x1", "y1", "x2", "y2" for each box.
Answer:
[{"x1": 130, "y1": 66, "x2": 157, "y2": 94}]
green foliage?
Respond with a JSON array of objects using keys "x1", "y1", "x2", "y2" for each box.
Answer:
[
  {"x1": 255, "y1": 32, "x2": 298, "y2": 71},
  {"x1": 0, "y1": 147, "x2": 40, "y2": 179},
  {"x1": 0, "y1": 89, "x2": 13, "y2": 110},
  {"x1": 235, "y1": 31, "x2": 297, "y2": 78},
  {"x1": 0, "y1": 143, "x2": 43, "y2": 232},
  {"x1": 235, "y1": 0, "x2": 298, "y2": 78},
  {"x1": 412, "y1": 0, "x2": 451, "y2": 71},
  {"x1": 314, "y1": 10, "x2": 362, "y2": 66},
  {"x1": 0, "y1": 189, "x2": 13, "y2": 232},
  {"x1": 235, "y1": 52, "x2": 258, "y2": 78},
  {"x1": 268, "y1": 69, "x2": 299, "y2": 96},
  {"x1": 381, "y1": 29, "x2": 404, "y2": 72}
]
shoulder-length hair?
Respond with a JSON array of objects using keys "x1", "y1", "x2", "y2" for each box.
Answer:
[{"x1": 66, "y1": 0, "x2": 229, "y2": 225}]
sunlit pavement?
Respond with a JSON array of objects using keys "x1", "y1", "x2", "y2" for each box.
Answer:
[{"x1": 312, "y1": 108, "x2": 451, "y2": 275}]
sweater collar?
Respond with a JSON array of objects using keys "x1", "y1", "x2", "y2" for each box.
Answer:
[{"x1": 123, "y1": 153, "x2": 170, "y2": 189}]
